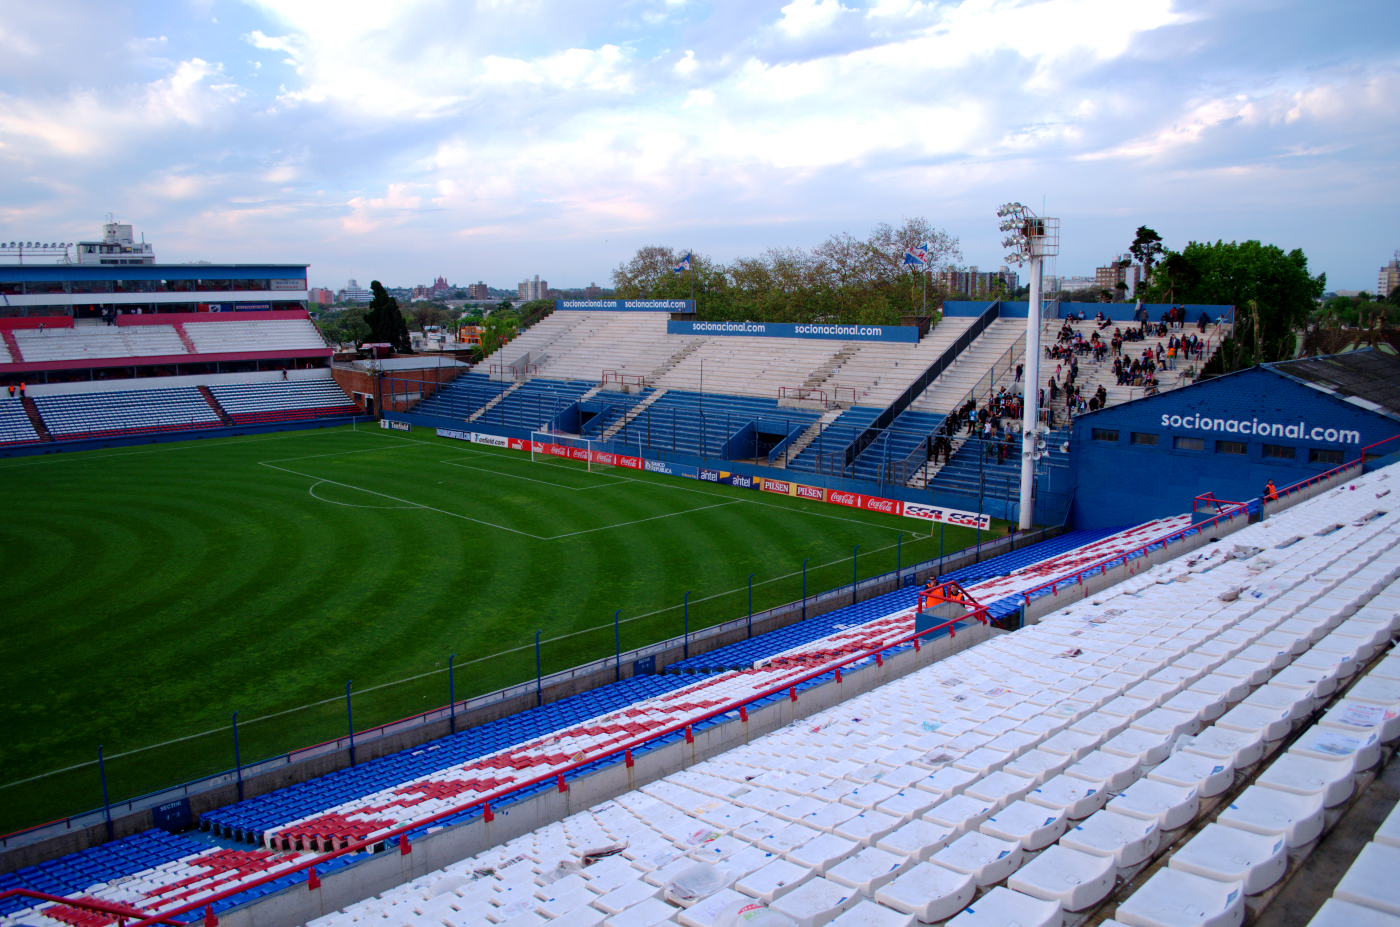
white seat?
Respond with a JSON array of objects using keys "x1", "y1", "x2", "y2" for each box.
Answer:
[
  {"x1": 1255, "y1": 753, "x2": 1354, "y2": 807},
  {"x1": 828, "y1": 900, "x2": 916, "y2": 927},
  {"x1": 1066, "y1": 750, "x2": 1142, "y2": 792},
  {"x1": 1307, "y1": 898, "x2": 1400, "y2": 927},
  {"x1": 1181, "y1": 727, "x2": 1264, "y2": 769},
  {"x1": 979, "y1": 800, "x2": 1067, "y2": 852},
  {"x1": 735, "y1": 859, "x2": 813, "y2": 904},
  {"x1": 1375, "y1": 803, "x2": 1400, "y2": 849},
  {"x1": 1106, "y1": 779, "x2": 1199, "y2": 832},
  {"x1": 875, "y1": 819, "x2": 957, "y2": 863},
  {"x1": 786, "y1": 833, "x2": 860, "y2": 876},
  {"x1": 1146, "y1": 752, "x2": 1233, "y2": 798},
  {"x1": 946, "y1": 887, "x2": 1061, "y2": 927},
  {"x1": 825, "y1": 847, "x2": 907, "y2": 897},
  {"x1": 1335, "y1": 843, "x2": 1400, "y2": 917},
  {"x1": 1061, "y1": 809, "x2": 1160, "y2": 869},
  {"x1": 1026, "y1": 774, "x2": 1107, "y2": 820},
  {"x1": 769, "y1": 876, "x2": 861, "y2": 927},
  {"x1": 1289, "y1": 727, "x2": 1381, "y2": 774},
  {"x1": 930, "y1": 832, "x2": 1022, "y2": 886},
  {"x1": 1102, "y1": 728, "x2": 1175, "y2": 767},
  {"x1": 603, "y1": 897, "x2": 678, "y2": 927},
  {"x1": 677, "y1": 890, "x2": 748, "y2": 927},
  {"x1": 923, "y1": 796, "x2": 996, "y2": 837},
  {"x1": 1167, "y1": 824, "x2": 1286, "y2": 895},
  {"x1": 1009, "y1": 845, "x2": 1116, "y2": 911},
  {"x1": 1215, "y1": 785, "x2": 1324, "y2": 847},
  {"x1": 874, "y1": 862, "x2": 976, "y2": 923},
  {"x1": 1114, "y1": 868, "x2": 1244, "y2": 927}
]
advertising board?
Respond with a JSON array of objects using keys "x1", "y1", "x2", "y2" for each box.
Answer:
[{"x1": 903, "y1": 501, "x2": 991, "y2": 530}]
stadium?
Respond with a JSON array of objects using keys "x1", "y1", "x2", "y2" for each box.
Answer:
[{"x1": 4, "y1": 247, "x2": 1400, "y2": 927}]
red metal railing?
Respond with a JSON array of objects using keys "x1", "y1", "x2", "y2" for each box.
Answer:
[
  {"x1": 601, "y1": 371, "x2": 646, "y2": 389},
  {"x1": 1019, "y1": 506, "x2": 1248, "y2": 610},
  {"x1": 832, "y1": 387, "x2": 857, "y2": 405},
  {"x1": 0, "y1": 889, "x2": 190, "y2": 927},
  {"x1": 118, "y1": 614, "x2": 980, "y2": 927}
]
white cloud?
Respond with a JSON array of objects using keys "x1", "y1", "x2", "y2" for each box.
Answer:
[{"x1": 0, "y1": 0, "x2": 1394, "y2": 289}]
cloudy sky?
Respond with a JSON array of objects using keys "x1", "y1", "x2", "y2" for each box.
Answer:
[{"x1": 1, "y1": 0, "x2": 1396, "y2": 291}]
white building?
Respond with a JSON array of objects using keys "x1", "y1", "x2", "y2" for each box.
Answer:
[
  {"x1": 76, "y1": 221, "x2": 156, "y2": 265},
  {"x1": 341, "y1": 279, "x2": 371, "y2": 303},
  {"x1": 1379, "y1": 254, "x2": 1399, "y2": 301},
  {"x1": 518, "y1": 275, "x2": 548, "y2": 300}
]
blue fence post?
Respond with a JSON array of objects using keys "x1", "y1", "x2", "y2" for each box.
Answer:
[
  {"x1": 802, "y1": 559, "x2": 809, "y2": 619},
  {"x1": 852, "y1": 544, "x2": 860, "y2": 605},
  {"x1": 346, "y1": 680, "x2": 355, "y2": 765},
  {"x1": 747, "y1": 573, "x2": 755, "y2": 639},
  {"x1": 98, "y1": 745, "x2": 113, "y2": 841},
  {"x1": 683, "y1": 592, "x2": 691, "y2": 659},
  {"x1": 614, "y1": 609, "x2": 622, "y2": 682},
  {"x1": 535, "y1": 631, "x2": 543, "y2": 707},
  {"x1": 448, "y1": 654, "x2": 456, "y2": 734},
  {"x1": 232, "y1": 711, "x2": 243, "y2": 801}
]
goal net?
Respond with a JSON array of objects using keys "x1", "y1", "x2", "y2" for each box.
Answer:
[{"x1": 531, "y1": 430, "x2": 594, "y2": 471}]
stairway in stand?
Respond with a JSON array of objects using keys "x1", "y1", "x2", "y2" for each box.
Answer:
[
  {"x1": 19, "y1": 397, "x2": 53, "y2": 442},
  {"x1": 198, "y1": 386, "x2": 235, "y2": 426}
]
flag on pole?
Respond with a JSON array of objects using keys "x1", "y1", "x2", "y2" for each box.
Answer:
[
  {"x1": 673, "y1": 253, "x2": 692, "y2": 275},
  {"x1": 902, "y1": 248, "x2": 926, "y2": 267}
]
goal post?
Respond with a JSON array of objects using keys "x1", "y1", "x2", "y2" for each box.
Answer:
[{"x1": 531, "y1": 430, "x2": 593, "y2": 471}]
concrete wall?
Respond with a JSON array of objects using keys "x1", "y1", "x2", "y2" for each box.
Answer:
[
  {"x1": 211, "y1": 623, "x2": 990, "y2": 927},
  {"x1": 1068, "y1": 367, "x2": 1400, "y2": 529}
]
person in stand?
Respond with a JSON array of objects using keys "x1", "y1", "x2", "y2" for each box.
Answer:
[
  {"x1": 5, "y1": 384, "x2": 13, "y2": 399},
  {"x1": 18, "y1": 382, "x2": 25, "y2": 399},
  {"x1": 1264, "y1": 479, "x2": 1278, "y2": 503},
  {"x1": 1015, "y1": 363, "x2": 1023, "y2": 382}
]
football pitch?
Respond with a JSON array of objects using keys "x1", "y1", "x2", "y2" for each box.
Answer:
[{"x1": 0, "y1": 425, "x2": 999, "y2": 834}]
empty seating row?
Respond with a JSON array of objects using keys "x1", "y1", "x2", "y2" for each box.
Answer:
[
  {"x1": 11, "y1": 325, "x2": 187, "y2": 363},
  {"x1": 0, "y1": 397, "x2": 39, "y2": 444},
  {"x1": 784, "y1": 408, "x2": 884, "y2": 475},
  {"x1": 33, "y1": 388, "x2": 220, "y2": 439},
  {"x1": 604, "y1": 391, "x2": 824, "y2": 460},
  {"x1": 272, "y1": 462, "x2": 1397, "y2": 927},
  {"x1": 209, "y1": 379, "x2": 360, "y2": 423},
  {"x1": 184, "y1": 319, "x2": 327, "y2": 354}
]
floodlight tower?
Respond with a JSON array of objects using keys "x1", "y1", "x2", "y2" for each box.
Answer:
[{"x1": 996, "y1": 203, "x2": 1059, "y2": 530}]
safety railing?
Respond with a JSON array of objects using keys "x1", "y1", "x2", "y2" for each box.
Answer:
[
  {"x1": 1019, "y1": 500, "x2": 1250, "y2": 609},
  {"x1": 0, "y1": 889, "x2": 191, "y2": 927},
  {"x1": 600, "y1": 371, "x2": 646, "y2": 390},
  {"x1": 778, "y1": 386, "x2": 828, "y2": 404},
  {"x1": 118, "y1": 613, "x2": 985, "y2": 927}
]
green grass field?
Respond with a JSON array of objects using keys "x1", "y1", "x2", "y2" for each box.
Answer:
[{"x1": 0, "y1": 424, "x2": 998, "y2": 834}]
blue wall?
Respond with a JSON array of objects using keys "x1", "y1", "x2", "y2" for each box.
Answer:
[
  {"x1": 1057, "y1": 303, "x2": 1233, "y2": 324},
  {"x1": 1068, "y1": 366, "x2": 1400, "y2": 528},
  {"x1": 941, "y1": 301, "x2": 997, "y2": 318}
]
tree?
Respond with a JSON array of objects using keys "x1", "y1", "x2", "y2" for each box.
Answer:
[
  {"x1": 316, "y1": 306, "x2": 370, "y2": 348},
  {"x1": 1129, "y1": 227, "x2": 1164, "y2": 277},
  {"x1": 365, "y1": 281, "x2": 412, "y2": 353},
  {"x1": 480, "y1": 311, "x2": 518, "y2": 358},
  {"x1": 409, "y1": 303, "x2": 449, "y2": 332}
]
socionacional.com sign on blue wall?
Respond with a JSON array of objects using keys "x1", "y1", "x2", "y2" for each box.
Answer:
[{"x1": 666, "y1": 320, "x2": 919, "y2": 343}]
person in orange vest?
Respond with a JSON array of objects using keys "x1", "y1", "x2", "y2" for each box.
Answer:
[
  {"x1": 18, "y1": 382, "x2": 25, "y2": 399},
  {"x1": 5, "y1": 384, "x2": 13, "y2": 399},
  {"x1": 1263, "y1": 479, "x2": 1278, "y2": 502}
]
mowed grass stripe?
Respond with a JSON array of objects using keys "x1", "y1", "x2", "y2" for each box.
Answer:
[{"x1": 0, "y1": 426, "x2": 998, "y2": 832}]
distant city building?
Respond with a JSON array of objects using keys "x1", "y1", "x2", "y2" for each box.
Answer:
[
  {"x1": 1094, "y1": 255, "x2": 1140, "y2": 301},
  {"x1": 430, "y1": 275, "x2": 450, "y2": 298},
  {"x1": 341, "y1": 279, "x2": 371, "y2": 303},
  {"x1": 309, "y1": 288, "x2": 334, "y2": 305},
  {"x1": 585, "y1": 282, "x2": 602, "y2": 299},
  {"x1": 518, "y1": 275, "x2": 548, "y2": 300},
  {"x1": 935, "y1": 266, "x2": 1018, "y2": 298},
  {"x1": 1379, "y1": 255, "x2": 1399, "y2": 300},
  {"x1": 1046, "y1": 275, "x2": 1096, "y2": 293},
  {"x1": 467, "y1": 281, "x2": 490, "y2": 300}
]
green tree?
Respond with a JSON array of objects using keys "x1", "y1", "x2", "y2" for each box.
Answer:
[
  {"x1": 316, "y1": 306, "x2": 370, "y2": 348},
  {"x1": 365, "y1": 281, "x2": 413, "y2": 353},
  {"x1": 1147, "y1": 240, "x2": 1325, "y2": 369},
  {"x1": 480, "y1": 311, "x2": 519, "y2": 358},
  {"x1": 1128, "y1": 226, "x2": 1164, "y2": 279}
]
